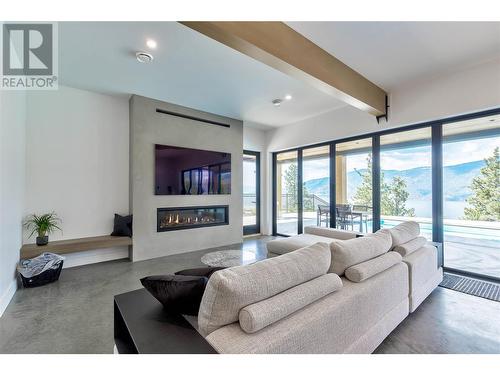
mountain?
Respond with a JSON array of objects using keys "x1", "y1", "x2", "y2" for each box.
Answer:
[{"x1": 303, "y1": 160, "x2": 485, "y2": 203}]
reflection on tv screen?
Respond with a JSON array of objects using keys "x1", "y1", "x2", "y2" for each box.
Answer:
[{"x1": 155, "y1": 144, "x2": 231, "y2": 195}]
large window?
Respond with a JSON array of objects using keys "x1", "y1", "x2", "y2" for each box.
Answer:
[
  {"x1": 276, "y1": 151, "x2": 299, "y2": 235},
  {"x1": 302, "y1": 146, "x2": 330, "y2": 231},
  {"x1": 272, "y1": 109, "x2": 500, "y2": 282},
  {"x1": 335, "y1": 138, "x2": 373, "y2": 233},
  {"x1": 380, "y1": 128, "x2": 432, "y2": 240},
  {"x1": 442, "y1": 115, "x2": 500, "y2": 279}
]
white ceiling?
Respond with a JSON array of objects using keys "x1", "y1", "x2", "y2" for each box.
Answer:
[
  {"x1": 287, "y1": 22, "x2": 500, "y2": 91},
  {"x1": 58, "y1": 22, "x2": 345, "y2": 129},
  {"x1": 59, "y1": 22, "x2": 500, "y2": 129}
]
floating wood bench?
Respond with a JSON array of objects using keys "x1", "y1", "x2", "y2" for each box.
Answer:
[{"x1": 20, "y1": 235, "x2": 133, "y2": 259}]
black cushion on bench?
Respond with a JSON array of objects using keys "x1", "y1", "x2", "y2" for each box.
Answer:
[
  {"x1": 140, "y1": 275, "x2": 207, "y2": 316},
  {"x1": 111, "y1": 214, "x2": 133, "y2": 237}
]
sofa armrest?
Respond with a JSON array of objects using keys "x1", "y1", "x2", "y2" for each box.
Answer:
[
  {"x1": 304, "y1": 226, "x2": 362, "y2": 240},
  {"x1": 428, "y1": 241, "x2": 443, "y2": 269}
]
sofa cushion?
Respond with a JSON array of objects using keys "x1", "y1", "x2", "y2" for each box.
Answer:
[
  {"x1": 266, "y1": 233, "x2": 336, "y2": 255},
  {"x1": 304, "y1": 226, "x2": 359, "y2": 240},
  {"x1": 345, "y1": 252, "x2": 402, "y2": 282},
  {"x1": 329, "y1": 229, "x2": 392, "y2": 275},
  {"x1": 198, "y1": 242, "x2": 331, "y2": 336},
  {"x1": 393, "y1": 236, "x2": 427, "y2": 257},
  {"x1": 239, "y1": 273, "x2": 342, "y2": 333},
  {"x1": 388, "y1": 221, "x2": 420, "y2": 247}
]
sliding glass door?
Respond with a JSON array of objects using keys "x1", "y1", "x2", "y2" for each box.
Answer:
[
  {"x1": 276, "y1": 151, "x2": 299, "y2": 235},
  {"x1": 379, "y1": 128, "x2": 433, "y2": 240},
  {"x1": 302, "y1": 146, "x2": 330, "y2": 231},
  {"x1": 335, "y1": 138, "x2": 373, "y2": 233},
  {"x1": 442, "y1": 114, "x2": 500, "y2": 279},
  {"x1": 243, "y1": 151, "x2": 260, "y2": 235}
]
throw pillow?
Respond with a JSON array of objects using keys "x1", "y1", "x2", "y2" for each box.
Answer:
[
  {"x1": 140, "y1": 274, "x2": 207, "y2": 316},
  {"x1": 175, "y1": 267, "x2": 225, "y2": 279},
  {"x1": 111, "y1": 214, "x2": 132, "y2": 237}
]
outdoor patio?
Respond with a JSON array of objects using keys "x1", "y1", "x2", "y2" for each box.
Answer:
[{"x1": 275, "y1": 212, "x2": 500, "y2": 279}]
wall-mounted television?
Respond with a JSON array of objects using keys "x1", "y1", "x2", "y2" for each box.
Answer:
[{"x1": 155, "y1": 144, "x2": 231, "y2": 195}]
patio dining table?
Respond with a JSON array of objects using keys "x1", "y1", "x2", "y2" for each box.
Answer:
[{"x1": 350, "y1": 210, "x2": 371, "y2": 232}]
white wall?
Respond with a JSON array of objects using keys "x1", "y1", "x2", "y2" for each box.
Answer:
[
  {"x1": 130, "y1": 95, "x2": 244, "y2": 261},
  {"x1": 24, "y1": 86, "x2": 130, "y2": 267},
  {"x1": 0, "y1": 90, "x2": 26, "y2": 317},
  {"x1": 243, "y1": 125, "x2": 270, "y2": 234},
  {"x1": 268, "y1": 58, "x2": 500, "y2": 152}
]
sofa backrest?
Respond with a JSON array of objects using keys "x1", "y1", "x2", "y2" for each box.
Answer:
[
  {"x1": 304, "y1": 226, "x2": 359, "y2": 240},
  {"x1": 329, "y1": 229, "x2": 392, "y2": 275},
  {"x1": 198, "y1": 242, "x2": 331, "y2": 336},
  {"x1": 387, "y1": 221, "x2": 420, "y2": 247}
]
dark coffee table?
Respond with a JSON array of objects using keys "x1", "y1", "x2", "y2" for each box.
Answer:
[{"x1": 114, "y1": 288, "x2": 216, "y2": 354}]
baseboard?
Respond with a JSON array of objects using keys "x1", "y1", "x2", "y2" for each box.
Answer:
[
  {"x1": 0, "y1": 279, "x2": 18, "y2": 318},
  {"x1": 62, "y1": 247, "x2": 129, "y2": 268}
]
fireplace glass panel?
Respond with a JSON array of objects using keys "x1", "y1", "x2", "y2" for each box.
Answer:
[{"x1": 157, "y1": 206, "x2": 229, "y2": 232}]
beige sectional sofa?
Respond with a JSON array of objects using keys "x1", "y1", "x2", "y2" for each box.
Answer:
[
  {"x1": 268, "y1": 222, "x2": 443, "y2": 312},
  {"x1": 194, "y1": 221, "x2": 442, "y2": 353}
]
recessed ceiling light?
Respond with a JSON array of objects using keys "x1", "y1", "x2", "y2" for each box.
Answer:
[
  {"x1": 136, "y1": 51, "x2": 153, "y2": 63},
  {"x1": 146, "y1": 39, "x2": 157, "y2": 49},
  {"x1": 284, "y1": 94, "x2": 292, "y2": 101},
  {"x1": 272, "y1": 99, "x2": 283, "y2": 107}
]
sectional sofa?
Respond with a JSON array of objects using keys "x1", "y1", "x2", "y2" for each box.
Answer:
[{"x1": 193, "y1": 221, "x2": 443, "y2": 353}]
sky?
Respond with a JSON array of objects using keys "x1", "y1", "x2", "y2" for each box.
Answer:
[
  {"x1": 301, "y1": 137, "x2": 499, "y2": 181},
  {"x1": 243, "y1": 136, "x2": 499, "y2": 192}
]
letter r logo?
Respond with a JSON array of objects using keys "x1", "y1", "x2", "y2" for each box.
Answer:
[{"x1": 2, "y1": 24, "x2": 53, "y2": 76}]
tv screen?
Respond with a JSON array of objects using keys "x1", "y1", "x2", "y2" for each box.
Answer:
[{"x1": 155, "y1": 144, "x2": 231, "y2": 195}]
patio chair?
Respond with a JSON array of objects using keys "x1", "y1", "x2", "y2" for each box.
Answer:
[
  {"x1": 317, "y1": 205, "x2": 330, "y2": 227},
  {"x1": 336, "y1": 204, "x2": 354, "y2": 230}
]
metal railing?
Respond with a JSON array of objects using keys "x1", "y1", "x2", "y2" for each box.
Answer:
[{"x1": 276, "y1": 193, "x2": 329, "y2": 213}]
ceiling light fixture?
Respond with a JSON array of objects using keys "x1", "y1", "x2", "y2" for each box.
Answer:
[
  {"x1": 136, "y1": 51, "x2": 153, "y2": 63},
  {"x1": 146, "y1": 39, "x2": 157, "y2": 49},
  {"x1": 284, "y1": 94, "x2": 292, "y2": 101},
  {"x1": 272, "y1": 99, "x2": 283, "y2": 107}
]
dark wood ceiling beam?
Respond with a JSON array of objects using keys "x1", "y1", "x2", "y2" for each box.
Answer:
[{"x1": 180, "y1": 21, "x2": 387, "y2": 117}]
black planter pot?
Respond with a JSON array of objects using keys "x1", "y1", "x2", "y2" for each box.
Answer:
[{"x1": 36, "y1": 236, "x2": 49, "y2": 246}]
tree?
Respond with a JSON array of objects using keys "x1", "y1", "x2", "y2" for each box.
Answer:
[
  {"x1": 384, "y1": 176, "x2": 415, "y2": 217},
  {"x1": 463, "y1": 147, "x2": 500, "y2": 221},
  {"x1": 353, "y1": 153, "x2": 415, "y2": 217},
  {"x1": 352, "y1": 154, "x2": 374, "y2": 206},
  {"x1": 284, "y1": 163, "x2": 298, "y2": 212}
]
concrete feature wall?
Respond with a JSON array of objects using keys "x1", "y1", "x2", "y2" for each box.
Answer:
[
  {"x1": 130, "y1": 95, "x2": 243, "y2": 261},
  {"x1": 0, "y1": 91, "x2": 26, "y2": 317},
  {"x1": 24, "y1": 86, "x2": 130, "y2": 267}
]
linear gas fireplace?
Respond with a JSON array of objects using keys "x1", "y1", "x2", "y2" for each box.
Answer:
[{"x1": 157, "y1": 205, "x2": 229, "y2": 232}]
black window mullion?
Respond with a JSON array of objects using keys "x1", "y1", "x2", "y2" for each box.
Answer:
[
  {"x1": 432, "y1": 125, "x2": 444, "y2": 244},
  {"x1": 372, "y1": 135, "x2": 381, "y2": 232},
  {"x1": 297, "y1": 149, "x2": 304, "y2": 234},
  {"x1": 329, "y1": 142, "x2": 336, "y2": 228}
]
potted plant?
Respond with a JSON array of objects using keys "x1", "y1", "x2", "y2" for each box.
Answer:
[{"x1": 24, "y1": 212, "x2": 62, "y2": 246}]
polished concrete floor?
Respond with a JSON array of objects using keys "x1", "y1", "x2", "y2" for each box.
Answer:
[{"x1": 1, "y1": 236, "x2": 499, "y2": 354}]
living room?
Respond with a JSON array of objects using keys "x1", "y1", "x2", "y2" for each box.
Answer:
[{"x1": 1, "y1": 1, "x2": 499, "y2": 373}]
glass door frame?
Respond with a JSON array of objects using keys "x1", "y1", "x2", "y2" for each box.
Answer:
[
  {"x1": 243, "y1": 150, "x2": 261, "y2": 236},
  {"x1": 272, "y1": 108, "x2": 500, "y2": 283}
]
